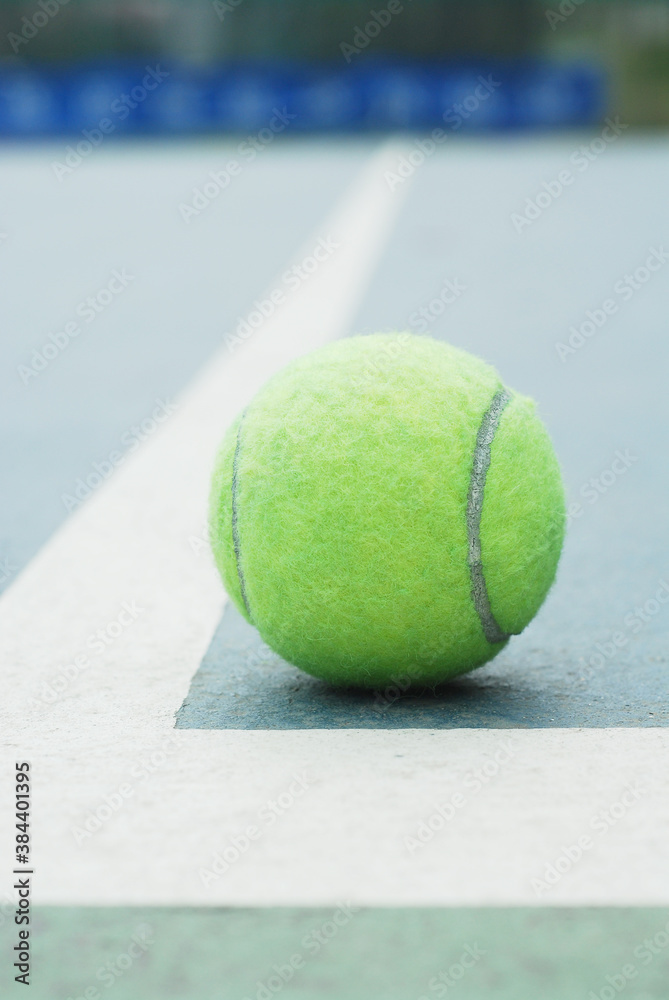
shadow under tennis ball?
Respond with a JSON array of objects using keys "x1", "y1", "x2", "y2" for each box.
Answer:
[{"x1": 175, "y1": 602, "x2": 667, "y2": 731}]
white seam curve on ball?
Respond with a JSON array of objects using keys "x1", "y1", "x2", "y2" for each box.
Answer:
[
  {"x1": 231, "y1": 412, "x2": 251, "y2": 619},
  {"x1": 466, "y1": 387, "x2": 513, "y2": 644}
]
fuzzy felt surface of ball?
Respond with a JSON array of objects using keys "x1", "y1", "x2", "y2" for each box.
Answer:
[{"x1": 209, "y1": 334, "x2": 565, "y2": 688}]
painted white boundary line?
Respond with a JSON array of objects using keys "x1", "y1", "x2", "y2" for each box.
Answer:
[
  {"x1": 2, "y1": 729, "x2": 669, "y2": 907},
  {"x1": 1, "y1": 140, "x2": 667, "y2": 908},
  {"x1": 0, "y1": 137, "x2": 412, "y2": 748}
]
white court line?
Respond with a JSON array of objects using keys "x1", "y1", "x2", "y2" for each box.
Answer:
[
  {"x1": 3, "y1": 728, "x2": 668, "y2": 907},
  {"x1": 1, "y1": 139, "x2": 668, "y2": 908},
  {"x1": 0, "y1": 137, "x2": 412, "y2": 745}
]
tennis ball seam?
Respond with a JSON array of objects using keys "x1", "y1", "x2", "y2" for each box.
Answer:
[
  {"x1": 231, "y1": 381, "x2": 518, "y2": 648},
  {"x1": 465, "y1": 386, "x2": 513, "y2": 645},
  {"x1": 231, "y1": 411, "x2": 251, "y2": 619}
]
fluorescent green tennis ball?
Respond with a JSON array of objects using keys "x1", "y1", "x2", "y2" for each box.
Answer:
[{"x1": 210, "y1": 334, "x2": 565, "y2": 689}]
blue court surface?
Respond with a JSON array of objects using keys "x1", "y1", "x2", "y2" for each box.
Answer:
[{"x1": 1, "y1": 135, "x2": 669, "y2": 997}]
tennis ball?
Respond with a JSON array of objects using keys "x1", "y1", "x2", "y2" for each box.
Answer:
[{"x1": 210, "y1": 334, "x2": 565, "y2": 689}]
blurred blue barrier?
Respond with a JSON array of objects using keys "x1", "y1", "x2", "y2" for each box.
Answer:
[{"x1": 0, "y1": 60, "x2": 606, "y2": 136}]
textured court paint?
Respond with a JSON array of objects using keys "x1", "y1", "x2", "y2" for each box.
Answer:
[
  {"x1": 177, "y1": 600, "x2": 668, "y2": 729},
  {"x1": 1, "y1": 728, "x2": 668, "y2": 906},
  {"x1": 3, "y1": 907, "x2": 669, "y2": 999}
]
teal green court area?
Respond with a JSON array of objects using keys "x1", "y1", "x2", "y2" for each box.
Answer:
[{"x1": 5, "y1": 907, "x2": 669, "y2": 999}]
